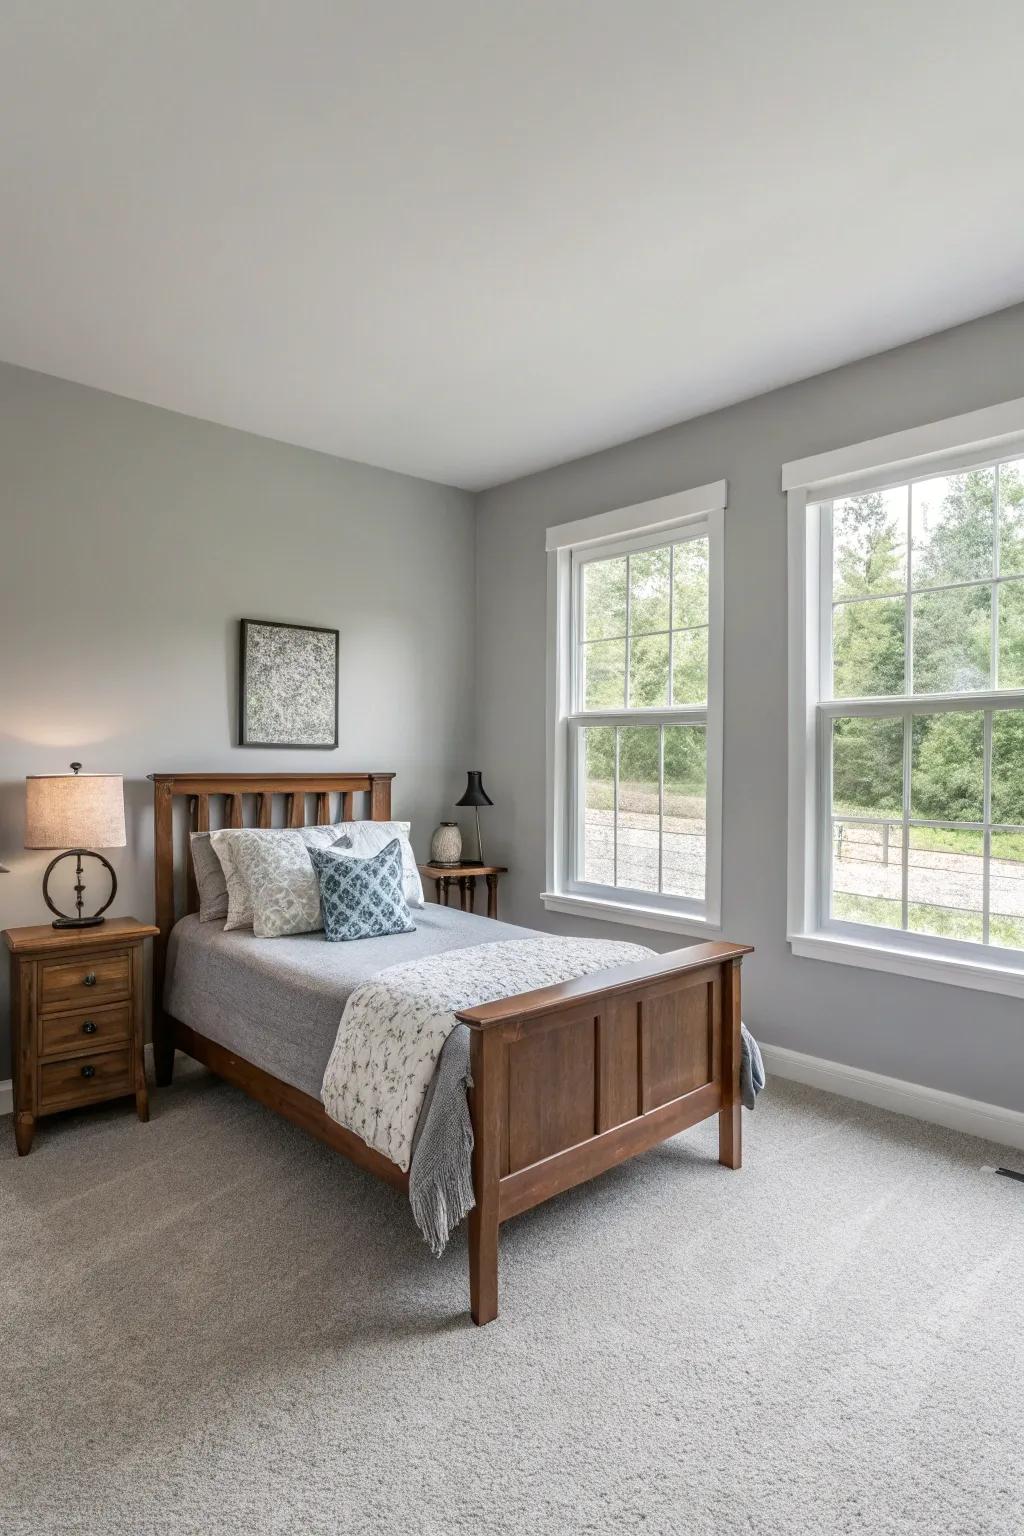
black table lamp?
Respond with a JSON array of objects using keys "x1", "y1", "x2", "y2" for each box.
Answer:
[{"x1": 456, "y1": 771, "x2": 493, "y2": 866}]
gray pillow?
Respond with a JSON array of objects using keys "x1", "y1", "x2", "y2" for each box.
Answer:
[{"x1": 190, "y1": 832, "x2": 229, "y2": 923}]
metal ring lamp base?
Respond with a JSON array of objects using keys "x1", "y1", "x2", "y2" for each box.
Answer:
[{"x1": 41, "y1": 848, "x2": 117, "y2": 929}]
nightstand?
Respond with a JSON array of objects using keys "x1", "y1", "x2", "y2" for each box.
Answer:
[
  {"x1": 3, "y1": 917, "x2": 159, "y2": 1155},
  {"x1": 418, "y1": 863, "x2": 508, "y2": 920}
]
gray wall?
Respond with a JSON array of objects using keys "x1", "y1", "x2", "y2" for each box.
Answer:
[
  {"x1": 0, "y1": 362, "x2": 476, "y2": 1078},
  {"x1": 475, "y1": 302, "x2": 1024, "y2": 1113}
]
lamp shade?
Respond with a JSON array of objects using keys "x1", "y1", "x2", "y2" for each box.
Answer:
[
  {"x1": 25, "y1": 772, "x2": 126, "y2": 850},
  {"x1": 456, "y1": 770, "x2": 493, "y2": 808}
]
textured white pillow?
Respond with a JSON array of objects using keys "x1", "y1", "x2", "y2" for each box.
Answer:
[
  {"x1": 190, "y1": 832, "x2": 229, "y2": 923},
  {"x1": 331, "y1": 820, "x2": 424, "y2": 907},
  {"x1": 211, "y1": 824, "x2": 346, "y2": 931}
]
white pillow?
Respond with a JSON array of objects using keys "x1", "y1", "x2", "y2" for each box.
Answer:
[
  {"x1": 211, "y1": 824, "x2": 346, "y2": 931},
  {"x1": 331, "y1": 820, "x2": 424, "y2": 907}
]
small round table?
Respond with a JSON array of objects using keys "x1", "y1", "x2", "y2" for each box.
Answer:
[{"x1": 418, "y1": 863, "x2": 508, "y2": 920}]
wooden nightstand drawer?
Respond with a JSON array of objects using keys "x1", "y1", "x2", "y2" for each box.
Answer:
[
  {"x1": 39, "y1": 1047, "x2": 133, "y2": 1110},
  {"x1": 39, "y1": 1001, "x2": 132, "y2": 1059},
  {"x1": 39, "y1": 950, "x2": 130, "y2": 1012}
]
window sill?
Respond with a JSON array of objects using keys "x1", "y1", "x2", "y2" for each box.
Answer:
[
  {"x1": 541, "y1": 891, "x2": 723, "y2": 939},
  {"x1": 789, "y1": 930, "x2": 1024, "y2": 1000}
]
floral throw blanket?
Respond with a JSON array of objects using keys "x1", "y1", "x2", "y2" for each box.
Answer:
[{"x1": 321, "y1": 936, "x2": 651, "y2": 1173}]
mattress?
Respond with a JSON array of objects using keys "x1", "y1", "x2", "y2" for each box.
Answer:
[{"x1": 163, "y1": 904, "x2": 535, "y2": 1100}]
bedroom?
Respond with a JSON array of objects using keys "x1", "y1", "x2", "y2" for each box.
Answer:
[{"x1": 1, "y1": 3, "x2": 1023, "y2": 1533}]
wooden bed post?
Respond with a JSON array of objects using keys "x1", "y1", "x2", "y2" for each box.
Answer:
[
  {"x1": 467, "y1": 1025, "x2": 502, "y2": 1326},
  {"x1": 718, "y1": 956, "x2": 742, "y2": 1170},
  {"x1": 152, "y1": 781, "x2": 176, "y2": 1087}
]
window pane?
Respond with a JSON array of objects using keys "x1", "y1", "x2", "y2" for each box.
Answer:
[
  {"x1": 991, "y1": 710, "x2": 1024, "y2": 826},
  {"x1": 998, "y1": 459, "x2": 1024, "y2": 577},
  {"x1": 911, "y1": 712, "x2": 984, "y2": 822},
  {"x1": 831, "y1": 820, "x2": 902, "y2": 928},
  {"x1": 582, "y1": 556, "x2": 627, "y2": 641},
  {"x1": 990, "y1": 830, "x2": 1024, "y2": 950},
  {"x1": 912, "y1": 585, "x2": 990, "y2": 693},
  {"x1": 906, "y1": 826, "x2": 984, "y2": 941},
  {"x1": 832, "y1": 596, "x2": 905, "y2": 698},
  {"x1": 581, "y1": 638, "x2": 625, "y2": 709},
  {"x1": 672, "y1": 626, "x2": 708, "y2": 705},
  {"x1": 629, "y1": 632, "x2": 670, "y2": 707},
  {"x1": 832, "y1": 716, "x2": 903, "y2": 818},
  {"x1": 911, "y1": 468, "x2": 994, "y2": 587},
  {"x1": 998, "y1": 577, "x2": 1024, "y2": 688},
  {"x1": 580, "y1": 727, "x2": 615, "y2": 885},
  {"x1": 616, "y1": 726, "x2": 660, "y2": 892},
  {"x1": 672, "y1": 537, "x2": 709, "y2": 627},
  {"x1": 628, "y1": 547, "x2": 670, "y2": 634},
  {"x1": 662, "y1": 725, "x2": 706, "y2": 899},
  {"x1": 833, "y1": 487, "x2": 907, "y2": 600}
]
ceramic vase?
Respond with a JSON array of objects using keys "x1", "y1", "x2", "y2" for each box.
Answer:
[{"x1": 430, "y1": 821, "x2": 463, "y2": 865}]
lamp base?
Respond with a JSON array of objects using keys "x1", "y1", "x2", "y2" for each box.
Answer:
[{"x1": 52, "y1": 915, "x2": 106, "y2": 930}]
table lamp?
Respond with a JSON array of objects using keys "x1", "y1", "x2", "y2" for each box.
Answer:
[
  {"x1": 456, "y1": 770, "x2": 493, "y2": 866},
  {"x1": 25, "y1": 763, "x2": 125, "y2": 928}
]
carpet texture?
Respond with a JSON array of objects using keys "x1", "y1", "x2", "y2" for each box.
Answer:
[{"x1": 2, "y1": 1062, "x2": 1022, "y2": 1535}]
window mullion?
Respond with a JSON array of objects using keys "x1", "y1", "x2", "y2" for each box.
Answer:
[
  {"x1": 905, "y1": 482, "x2": 913, "y2": 696},
  {"x1": 623, "y1": 556, "x2": 632, "y2": 709},
  {"x1": 992, "y1": 468, "x2": 1001, "y2": 689},
  {"x1": 983, "y1": 710, "x2": 993, "y2": 945},
  {"x1": 612, "y1": 726, "x2": 620, "y2": 889},
  {"x1": 658, "y1": 725, "x2": 665, "y2": 894},
  {"x1": 901, "y1": 708, "x2": 911, "y2": 930}
]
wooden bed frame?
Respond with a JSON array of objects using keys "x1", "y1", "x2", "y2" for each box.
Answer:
[{"x1": 150, "y1": 771, "x2": 752, "y2": 1325}]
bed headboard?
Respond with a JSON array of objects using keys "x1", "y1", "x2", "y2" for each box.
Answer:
[{"x1": 147, "y1": 771, "x2": 395, "y2": 1004}]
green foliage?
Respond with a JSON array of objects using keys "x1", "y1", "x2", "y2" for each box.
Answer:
[
  {"x1": 911, "y1": 713, "x2": 984, "y2": 822},
  {"x1": 832, "y1": 716, "x2": 903, "y2": 816}
]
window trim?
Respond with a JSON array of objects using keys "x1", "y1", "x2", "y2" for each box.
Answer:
[
  {"x1": 785, "y1": 398, "x2": 1024, "y2": 996},
  {"x1": 544, "y1": 482, "x2": 726, "y2": 936}
]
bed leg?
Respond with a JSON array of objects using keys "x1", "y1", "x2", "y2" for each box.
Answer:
[
  {"x1": 153, "y1": 1010, "x2": 176, "y2": 1087},
  {"x1": 468, "y1": 1027, "x2": 501, "y2": 1325},
  {"x1": 718, "y1": 956, "x2": 742, "y2": 1171}
]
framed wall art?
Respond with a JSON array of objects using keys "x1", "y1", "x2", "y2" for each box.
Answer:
[{"x1": 238, "y1": 618, "x2": 339, "y2": 748}]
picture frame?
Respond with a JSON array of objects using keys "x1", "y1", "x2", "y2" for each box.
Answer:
[{"x1": 238, "y1": 618, "x2": 339, "y2": 749}]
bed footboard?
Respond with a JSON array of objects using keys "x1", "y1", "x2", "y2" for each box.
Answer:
[{"x1": 457, "y1": 941, "x2": 751, "y2": 1325}]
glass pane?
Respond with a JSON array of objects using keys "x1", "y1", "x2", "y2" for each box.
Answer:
[
  {"x1": 672, "y1": 626, "x2": 708, "y2": 705},
  {"x1": 906, "y1": 826, "x2": 984, "y2": 942},
  {"x1": 991, "y1": 711, "x2": 1024, "y2": 826},
  {"x1": 582, "y1": 556, "x2": 627, "y2": 641},
  {"x1": 615, "y1": 726, "x2": 660, "y2": 893},
  {"x1": 581, "y1": 727, "x2": 615, "y2": 886},
  {"x1": 912, "y1": 585, "x2": 990, "y2": 693},
  {"x1": 831, "y1": 820, "x2": 902, "y2": 928},
  {"x1": 998, "y1": 459, "x2": 1024, "y2": 577},
  {"x1": 662, "y1": 725, "x2": 706, "y2": 899},
  {"x1": 832, "y1": 716, "x2": 903, "y2": 818},
  {"x1": 911, "y1": 468, "x2": 994, "y2": 587},
  {"x1": 628, "y1": 546, "x2": 670, "y2": 635},
  {"x1": 672, "y1": 537, "x2": 709, "y2": 628},
  {"x1": 911, "y1": 712, "x2": 984, "y2": 823},
  {"x1": 832, "y1": 486, "x2": 907, "y2": 600},
  {"x1": 581, "y1": 638, "x2": 625, "y2": 709},
  {"x1": 628, "y1": 632, "x2": 670, "y2": 708},
  {"x1": 832, "y1": 596, "x2": 905, "y2": 698},
  {"x1": 998, "y1": 577, "x2": 1024, "y2": 689},
  {"x1": 990, "y1": 829, "x2": 1024, "y2": 950}
]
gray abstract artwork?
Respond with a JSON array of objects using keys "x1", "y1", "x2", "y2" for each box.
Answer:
[{"x1": 239, "y1": 619, "x2": 339, "y2": 747}]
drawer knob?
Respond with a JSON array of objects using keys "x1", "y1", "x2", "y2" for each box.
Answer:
[
  {"x1": 82, "y1": 1020, "x2": 97, "y2": 1035},
  {"x1": 81, "y1": 1064, "x2": 96, "y2": 1080},
  {"x1": 83, "y1": 972, "x2": 97, "y2": 987}
]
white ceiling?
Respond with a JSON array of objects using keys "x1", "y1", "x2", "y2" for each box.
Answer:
[{"x1": 2, "y1": 1, "x2": 1023, "y2": 492}]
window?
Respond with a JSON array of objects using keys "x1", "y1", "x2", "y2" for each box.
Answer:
[
  {"x1": 786, "y1": 397, "x2": 1024, "y2": 995},
  {"x1": 544, "y1": 483, "x2": 725, "y2": 934}
]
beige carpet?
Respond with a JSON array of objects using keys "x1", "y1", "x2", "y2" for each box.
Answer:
[{"x1": 2, "y1": 1059, "x2": 1022, "y2": 1535}]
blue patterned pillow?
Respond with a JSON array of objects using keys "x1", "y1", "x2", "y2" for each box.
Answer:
[{"x1": 308, "y1": 838, "x2": 416, "y2": 943}]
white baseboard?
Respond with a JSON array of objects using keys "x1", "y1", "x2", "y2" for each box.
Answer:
[
  {"x1": 761, "y1": 1043, "x2": 1024, "y2": 1153},
  {"x1": 0, "y1": 1079, "x2": 12, "y2": 1118}
]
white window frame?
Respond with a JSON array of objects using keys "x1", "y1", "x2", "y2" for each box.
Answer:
[
  {"x1": 543, "y1": 481, "x2": 726, "y2": 936},
  {"x1": 785, "y1": 395, "x2": 1024, "y2": 997}
]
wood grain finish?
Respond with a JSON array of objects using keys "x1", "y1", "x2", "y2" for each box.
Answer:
[
  {"x1": 40, "y1": 1000, "x2": 131, "y2": 1057},
  {"x1": 147, "y1": 773, "x2": 753, "y2": 1326},
  {"x1": 3, "y1": 919, "x2": 158, "y2": 1153},
  {"x1": 39, "y1": 950, "x2": 130, "y2": 1011}
]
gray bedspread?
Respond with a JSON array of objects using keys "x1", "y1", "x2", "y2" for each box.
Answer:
[{"x1": 164, "y1": 905, "x2": 536, "y2": 1100}]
